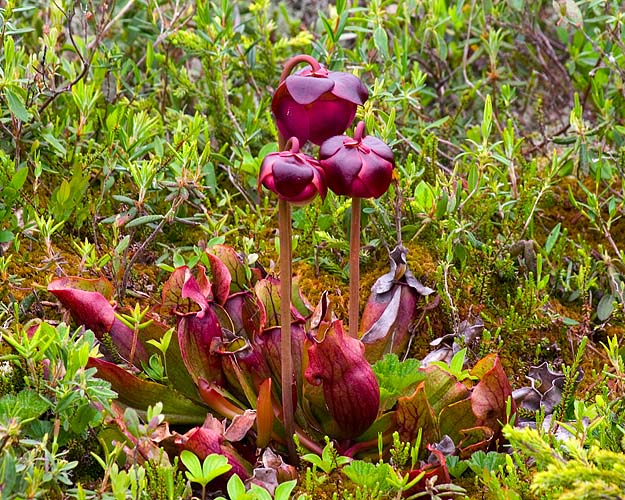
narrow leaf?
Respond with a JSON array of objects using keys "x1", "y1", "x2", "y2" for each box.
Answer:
[{"x1": 5, "y1": 88, "x2": 30, "y2": 121}]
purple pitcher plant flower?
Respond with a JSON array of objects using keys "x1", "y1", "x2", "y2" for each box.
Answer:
[
  {"x1": 258, "y1": 137, "x2": 327, "y2": 206},
  {"x1": 272, "y1": 55, "x2": 368, "y2": 146},
  {"x1": 261, "y1": 53, "x2": 368, "y2": 461},
  {"x1": 319, "y1": 121, "x2": 395, "y2": 199},
  {"x1": 42, "y1": 50, "x2": 519, "y2": 495}
]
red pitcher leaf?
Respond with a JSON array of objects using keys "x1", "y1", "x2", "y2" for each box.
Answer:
[
  {"x1": 470, "y1": 352, "x2": 497, "y2": 379},
  {"x1": 48, "y1": 276, "x2": 114, "y2": 298},
  {"x1": 257, "y1": 323, "x2": 306, "y2": 396},
  {"x1": 255, "y1": 278, "x2": 281, "y2": 328},
  {"x1": 255, "y1": 277, "x2": 305, "y2": 329},
  {"x1": 360, "y1": 246, "x2": 434, "y2": 362},
  {"x1": 304, "y1": 320, "x2": 380, "y2": 440},
  {"x1": 471, "y1": 354, "x2": 515, "y2": 431},
  {"x1": 178, "y1": 309, "x2": 224, "y2": 387},
  {"x1": 206, "y1": 248, "x2": 232, "y2": 305},
  {"x1": 207, "y1": 245, "x2": 250, "y2": 294},
  {"x1": 87, "y1": 357, "x2": 208, "y2": 424},
  {"x1": 396, "y1": 381, "x2": 439, "y2": 447},
  {"x1": 195, "y1": 264, "x2": 213, "y2": 301},
  {"x1": 438, "y1": 397, "x2": 477, "y2": 445},
  {"x1": 223, "y1": 291, "x2": 264, "y2": 338},
  {"x1": 48, "y1": 277, "x2": 117, "y2": 333},
  {"x1": 181, "y1": 269, "x2": 210, "y2": 314},
  {"x1": 198, "y1": 378, "x2": 245, "y2": 420},
  {"x1": 361, "y1": 286, "x2": 417, "y2": 363},
  {"x1": 161, "y1": 267, "x2": 200, "y2": 315},
  {"x1": 213, "y1": 335, "x2": 273, "y2": 407},
  {"x1": 292, "y1": 276, "x2": 314, "y2": 318},
  {"x1": 176, "y1": 419, "x2": 252, "y2": 480},
  {"x1": 210, "y1": 303, "x2": 237, "y2": 337},
  {"x1": 256, "y1": 378, "x2": 274, "y2": 449},
  {"x1": 48, "y1": 277, "x2": 148, "y2": 365},
  {"x1": 300, "y1": 378, "x2": 344, "y2": 441}
]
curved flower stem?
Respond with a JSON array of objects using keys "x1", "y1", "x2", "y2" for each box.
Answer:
[
  {"x1": 278, "y1": 198, "x2": 297, "y2": 464},
  {"x1": 349, "y1": 197, "x2": 361, "y2": 338},
  {"x1": 278, "y1": 54, "x2": 321, "y2": 83},
  {"x1": 353, "y1": 120, "x2": 366, "y2": 141}
]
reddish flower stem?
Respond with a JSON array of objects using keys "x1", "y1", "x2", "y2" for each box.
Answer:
[
  {"x1": 278, "y1": 197, "x2": 297, "y2": 464},
  {"x1": 275, "y1": 56, "x2": 321, "y2": 464},
  {"x1": 353, "y1": 120, "x2": 366, "y2": 141},
  {"x1": 349, "y1": 197, "x2": 361, "y2": 338},
  {"x1": 278, "y1": 54, "x2": 321, "y2": 84}
]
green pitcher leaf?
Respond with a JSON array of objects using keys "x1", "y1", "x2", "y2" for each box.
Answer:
[
  {"x1": 396, "y1": 381, "x2": 438, "y2": 448},
  {"x1": 87, "y1": 357, "x2": 208, "y2": 424}
]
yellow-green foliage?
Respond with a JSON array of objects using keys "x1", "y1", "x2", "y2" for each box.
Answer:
[{"x1": 505, "y1": 426, "x2": 625, "y2": 500}]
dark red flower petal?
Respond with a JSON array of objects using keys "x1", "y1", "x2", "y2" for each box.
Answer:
[
  {"x1": 319, "y1": 122, "x2": 394, "y2": 198},
  {"x1": 258, "y1": 147, "x2": 326, "y2": 205},
  {"x1": 272, "y1": 158, "x2": 315, "y2": 198},
  {"x1": 358, "y1": 159, "x2": 393, "y2": 198},
  {"x1": 328, "y1": 71, "x2": 369, "y2": 105},
  {"x1": 321, "y1": 147, "x2": 363, "y2": 196},
  {"x1": 285, "y1": 75, "x2": 335, "y2": 105},
  {"x1": 362, "y1": 136, "x2": 394, "y2": 162},
  {"x1": 273, "y1": 95, "x2": 311, "y2": 145},
  {"x1": 318, "y1": 134, "x2": 344, "y2": 158},
  {"x1": 306, "y1": 99, "x2": 358, "y2": 145}
]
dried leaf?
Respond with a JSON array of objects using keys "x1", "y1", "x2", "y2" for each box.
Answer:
[
  {"x1": 361, "y1": 246, "x2": 434, "y2": 362},
  {"x1": 224, "y1": 409, "x2": 257, "y2": 441}
]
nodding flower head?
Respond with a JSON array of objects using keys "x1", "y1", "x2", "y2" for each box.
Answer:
[
  {"x1": 258, "y1": 137, "x2": 327, "y2": 206},
  {"x1": 319, "y1": 121, "x2": 394, "y2": 198},
  {"x1": 272, "y1": 57, "x2": 368, "y2": 146}
]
